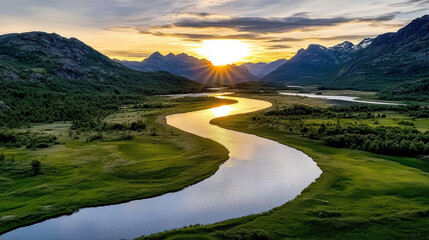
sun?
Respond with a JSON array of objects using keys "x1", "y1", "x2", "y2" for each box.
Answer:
[{"x1": 196, "y1": 40, "x2": 249, "y2": 66}]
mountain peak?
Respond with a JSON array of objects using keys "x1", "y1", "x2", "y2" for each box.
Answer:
[
  {"x1": 150, "y1": 51, "x2": 163, "y2": 57},
  {"x1": 121, "y1": 52, "x2": 256, "y2": 84},
  {"x1": 371, "y1": 14, "x2": 429, "y2": 46},
  {"x1": 0, "y1": 31, "x2": 114, "y2": 81},
  {"x1": 0, "y1": 31, "x2": 201, "y2": 92},
  {"x1": 0, "y1": 31, "x2": 93, "y2": 57},
  {"x1": 325, "y1": 14, "x2": 429, "y2": 90},
  {"x1": 397, "y1": 14, "x2": 429, "y2": 38},
  {"x1": 354, "y1": 38, "x2": 373, "y2": 50},
  {"x1": 307, "y1": 44, "x2": 328, "y2": 51},
  {"x1": 330, "y1": 41, "x2": 355, "y2": 51},
  {"x1": 176, "y1": 53, "x2": 191, "y2": 58}
]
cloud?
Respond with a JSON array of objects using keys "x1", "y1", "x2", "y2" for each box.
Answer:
[
  {"x1": 197, "y1": 0, "x2": 234, "y2": 8},
  {"x1": 308, "y1": 34, "x2": 377, "y2": 41},
  {"x1": 178, "y1": 12, "x2": 212, "y2": 18},
  {"x1": 266, "y1": 44, "x2": 292, "y2": 50},
  {"x1": 172, "y1": 12, "x2": 230, "y2": 19},
  {"x1": 138, "y1": 30, "x2": 270, "y2": 41},
  {"x1": 390, "y1": 0, "x2": 429, "y2": 7},
  {"x1": 139, "y1": 29, "x2": 377, "y2": 43},
  {"x1": 159, "y1": 13, "x2": 398, "y2": 33},
  {"x1": 268, "y1": 37, "x2": 303, "y2": 42},
  {"x1": 103, "y1": 50, "x2": 151, "y2": 58},
  {"x1": 268, "y1": 34, "x2": 376, "y2": 43}
]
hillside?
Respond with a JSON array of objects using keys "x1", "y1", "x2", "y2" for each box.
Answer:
[
  {"x1": 261, "y1": 40, "x2": 370, "y2": 84},
  {"x1": 120, "y1": 52, "x2": 256, "y2": 85},
  {"x1": 0, "y1": 32, "x2": 202, "y2": 128},
  {"x1": 324, "y1": 15, "x2": 429, "y2": 90},
  {"x1": 378, "y1": 77, "x2": 429, "y2": 101},
  {"x1": 0, "y1": 32, "x2": 201, "y2": 94}
]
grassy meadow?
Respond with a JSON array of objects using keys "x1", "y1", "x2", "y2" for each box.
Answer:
[
  {"x1": 0, "y1": 96, "x2": 236, "y2": 234},
  {"x1": 140, "y1": 94, "x2": 429, "y2": 240}
]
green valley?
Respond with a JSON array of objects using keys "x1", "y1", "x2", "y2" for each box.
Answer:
[
  {"x1": 0, "y1": 96, "x2": 236, "y2": 234},
  {"x1": 1, "y1": 8, "x2": 429, "y2": 240},
  {"x1": 140, "y1": 94, "x2": 429, "y2": 240}
]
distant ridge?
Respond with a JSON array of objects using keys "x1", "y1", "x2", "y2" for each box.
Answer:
[
  {"x1": 119, "y1": 52, "x2": 257, "y2": 85},
  {"x1": 241, "y1": 59, "x2": 287, "y2": 79}
]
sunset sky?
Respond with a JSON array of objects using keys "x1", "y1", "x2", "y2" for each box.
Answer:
[{"x1": 0, "y1": 0, "x2": 427, "y2": 63}]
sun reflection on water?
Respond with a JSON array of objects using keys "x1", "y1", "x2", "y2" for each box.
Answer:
[{"x1": 211, "y1": 105, "x2": 234, "y2": 117}]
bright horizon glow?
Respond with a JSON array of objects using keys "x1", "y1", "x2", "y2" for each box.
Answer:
[
  {"x1": 196, "y1": 40, "x2": 249, "y2": 66},
  {"x1": 0, "y1": 1, "x2": 423, "y2": 63},
  {"x1": 211, "y1": 105, "x2": 234, "y2": 117}
]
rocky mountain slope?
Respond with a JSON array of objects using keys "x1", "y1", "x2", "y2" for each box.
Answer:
[
  {"x1": 0, "y1": 32, "x2": 201, "y2": 94},
  {"x1": 325, "y1": 15, "x2": 429, "y2": 90},
  {"x1": 261, "y1": 40, "x2": 369, "y2": 84},
  {"x1": 120, "y1": 52, "x2": 256, "y2": 85},
  {"x1": 261, "y1": 15, "x2": 428, "y2": 94}
]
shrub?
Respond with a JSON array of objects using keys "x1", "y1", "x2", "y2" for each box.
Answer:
[{"x1": 31, "y1": 160, "x2": 41, "y2": 176}]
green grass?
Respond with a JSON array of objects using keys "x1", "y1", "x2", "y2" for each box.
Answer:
[
  {"x1": 301, "y1": 112, "x2": 429, "y2": 132},
  {"x1": 141, "y1": 94, "x2": 429, "y2": 240},
  {"x1": 0, "y1": 96, "x2": 236, "y2": 234}
]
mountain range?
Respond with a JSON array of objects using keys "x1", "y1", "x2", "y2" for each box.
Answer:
[
  {"x1": 260, "y1": 40, "x2": 372, "y2": 84},
  {"x1": 1, "y1": 15, "x2": 428, "y2": 99},
  {"x1": 241, "y1": 59, "x2": 287, "y2": 78},
  {"x1": 119, "y1": 14, "x2": 429, "y2": 97},
  {"x1": 0, "y1": 32, "x2": 201, "y2": 94},
  {"x1": 263, "y1": 15, "x2": 429, "y2": 92},
  {"x1": 119, "y1": 52, "x2": 256, "y2": 85},
  {"x1": 324, "y1": 15, "x2": 429, "y2": 90}
]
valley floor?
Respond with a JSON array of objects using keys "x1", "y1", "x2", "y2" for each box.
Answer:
[
  {"x1": 0, "y1": 96, "x2": 236, "y2": 234},
  {"x1": 140, "y1": 94, "x2": 429, "y2": 240}
]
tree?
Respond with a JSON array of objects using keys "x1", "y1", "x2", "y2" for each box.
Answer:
[
  {"x1": 0, "y1": 153, "x2": 4, "y2": 162},
  {"x1": 31, "y1": 160, "x2": 41, "y2": 176}
]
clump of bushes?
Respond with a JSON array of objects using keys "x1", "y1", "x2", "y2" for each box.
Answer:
[
  {"x1": 31, "y1": 160, "x2": 41, "y2": 176},
  {"x1": 0, "y1": 153, "x2": 43, "y2": 177},
  {"x1": 0, "y1": 131, "x2": 57, "y2": 149},
  {"x1": 398, "y1": 120, "x2": 414, "y2": 126},
  {"x1": 259, "y1": 104, "x2": 429, "y2": 157},
  {"x1": 311, "y1": 210, "x2": 342, "y2": 218},
  {"x1": 87, "y1": 133, "x2": 103, "y2": 142},
  {"x1": 215, "y1": 228, "x2": 270, "y2": 240},
  {"x1": 309, "y1": 124, "x2": 429, "y2": 156},
  {"x1": 101, "y1": 120, "x2": 146, "y2": 132},
  {"x1": 267, "y1": 104, "x2": 426, "y2": 120}
]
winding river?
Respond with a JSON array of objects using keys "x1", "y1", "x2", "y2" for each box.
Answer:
[
  {"x1": 1, "y1": 96, "x2": 321, "y2": 240},
  {"x1": 280, "y1": 92, "x2": 401, "y2": 105}
]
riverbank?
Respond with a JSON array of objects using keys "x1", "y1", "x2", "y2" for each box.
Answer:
[
  {"x1": 141, "y1": 94, "x2": 429, "y2": 239},
  {"x1": 2, "y1": 95, "x2": 322, "y2": 240},
  {"x1": 0, "y1": 97, "x2": 236, "y2": 235}
]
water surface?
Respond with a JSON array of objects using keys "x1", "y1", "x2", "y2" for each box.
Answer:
[
  {"x1": 1, "y1": 96, "x2": 321, "y2": 240},
  {"x1": 280, "y1": 92, "x2": 401, "y2": 105}
]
